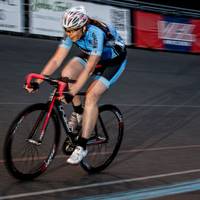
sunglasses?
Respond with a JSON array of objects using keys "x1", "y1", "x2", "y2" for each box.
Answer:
[{"x1": 64, "y1": 27, "x2": 81, "y2": 34}]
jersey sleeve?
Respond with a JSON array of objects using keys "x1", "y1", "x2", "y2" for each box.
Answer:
[
  {"x1": 89, "y1": 28, "x2": 105, "y2": 56},
  {"x1": 59, "y1": 36, "x2": 73, "y2": 49}
]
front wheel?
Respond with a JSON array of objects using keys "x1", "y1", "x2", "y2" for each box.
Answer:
[
  {"x1": 4, "y1": 103, "x2": 61, "y2": 180},
  {"x1": 80, "y1": 104, "x2": 124, "y2": 173}
]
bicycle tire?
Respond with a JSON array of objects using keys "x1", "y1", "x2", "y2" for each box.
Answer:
[
  {"x1": 80, "y1": 104, "x2": 124, "y2": 173},
  {"x1": 4, "y1": 103, "x2": 61, "y2": 180}
]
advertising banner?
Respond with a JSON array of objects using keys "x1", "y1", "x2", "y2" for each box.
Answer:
[
  {"x1": 30, "y1": 0, "x2": 131, "y2": 44},
  {"x1": 0, "y1": 0, "x2": 24, "y2": 32},
  {"x1": 190, "y1": 19, "x2": 200, "y2": 53},
  {"x1": 134, "y1": 10, "x2": 200, "y2": 53}
]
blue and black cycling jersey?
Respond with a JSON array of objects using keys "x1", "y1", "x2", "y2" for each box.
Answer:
[{"x1": 60, "y1": 24, "x2": 126, "y2": 60}]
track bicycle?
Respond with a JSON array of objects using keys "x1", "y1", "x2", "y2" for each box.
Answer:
[{"x1": 4, "y1": 73, "x2": 124, "y2": 180}]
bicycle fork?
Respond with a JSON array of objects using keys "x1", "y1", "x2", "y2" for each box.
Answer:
[{"x1": 28, "y1": 97, "x2": 57, "y2": 145}]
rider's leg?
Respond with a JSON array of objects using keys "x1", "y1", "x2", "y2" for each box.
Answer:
[
  {"x1": 80, "y1": 58, "x2": 127, "y2": 139},
  {"x1": 61, "y1": 57, "x2": 84, "y2": 106},
  {"x1": 61, "y1": 57, "x2": 85, "y2": 131},
  {"x1": 67, "y1": 56, "x2": 127, "y2": 164},
  {"x1": 67, "y1": 80, "x2": 108, "y2": 164},
  {"x1": 81, "y1": 80, "x2": 107, "y2": 140}
]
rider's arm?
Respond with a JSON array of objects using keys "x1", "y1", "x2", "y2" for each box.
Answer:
[
  {"x1": 25, "y1": 46, "x2": 69, "y2": 93},
  {"x1": 37, "y1": 36, "x2": 73, "y2": 84},
  {"x1": 70, "y1": 55, "x2": 100, "y2": 96},
  {"x1": 25, "y1": 36, "x2": 72, "y2": 93},
  {"x1": 37, "y1": 46, "x2": 69, "y2": 84}
]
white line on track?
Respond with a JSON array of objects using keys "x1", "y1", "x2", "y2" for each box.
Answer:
[{"x1": 1, "y1": 169, "x2": 200, "y2": 200}]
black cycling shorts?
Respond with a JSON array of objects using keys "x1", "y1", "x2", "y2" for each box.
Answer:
[{"x1": 76, "y1": 51, "x2": 127, "y2": 88}]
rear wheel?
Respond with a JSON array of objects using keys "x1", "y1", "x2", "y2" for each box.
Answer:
[
  {"x1": 4, "y1": 103, "x2": 60, "y2": 180},
  {"x1": 80, "y1": 104, "x2": 124, "y2": 173}
]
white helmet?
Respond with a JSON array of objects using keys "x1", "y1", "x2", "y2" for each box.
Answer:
[{"x1": 62, "y1": 6, "x2": 88, "y2": 30}]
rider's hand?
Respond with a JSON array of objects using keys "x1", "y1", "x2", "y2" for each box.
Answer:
[{"x1": 24, "y1": 81, "x2": 40, "y2": 93}]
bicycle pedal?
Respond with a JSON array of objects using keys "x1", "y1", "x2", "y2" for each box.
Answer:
[
  {"x1": 62, "y1": 139, "x2": 75, "y2": 155},
  {"x1": 63, "y1": 144, "x2": 75, "y2": 155}
]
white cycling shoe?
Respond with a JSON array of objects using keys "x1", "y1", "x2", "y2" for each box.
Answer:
[{"x1": 67, "y1": 146, "x2": 88, "y2": 165}]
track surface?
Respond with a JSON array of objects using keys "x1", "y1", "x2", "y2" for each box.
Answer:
[{"x1": 1, "y1": 34, "x2": 200, "y2": 200}]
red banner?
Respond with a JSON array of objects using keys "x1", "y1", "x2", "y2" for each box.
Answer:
[
  {"x1": 191, "y1": 19, "x2": 200, "y2": 52},
  {"x1": 134, "y1": 10, "x2": 200, "y2": 53},
  {"x1": 134, "y1": 11, "x2": 163, "y2": 49}
]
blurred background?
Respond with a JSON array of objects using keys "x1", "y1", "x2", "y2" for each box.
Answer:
[{"x1": 1, "y1": 0, "x2": 200, "y2": 54}]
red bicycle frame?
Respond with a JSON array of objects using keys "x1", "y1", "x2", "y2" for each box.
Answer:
[{"x1": 26, "y1": 73, "x2": 69, "y2": 142}]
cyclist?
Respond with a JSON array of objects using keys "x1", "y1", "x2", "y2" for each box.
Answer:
[{"x1": 25, "y1": 5, "x2": 127, "y2": 164}]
